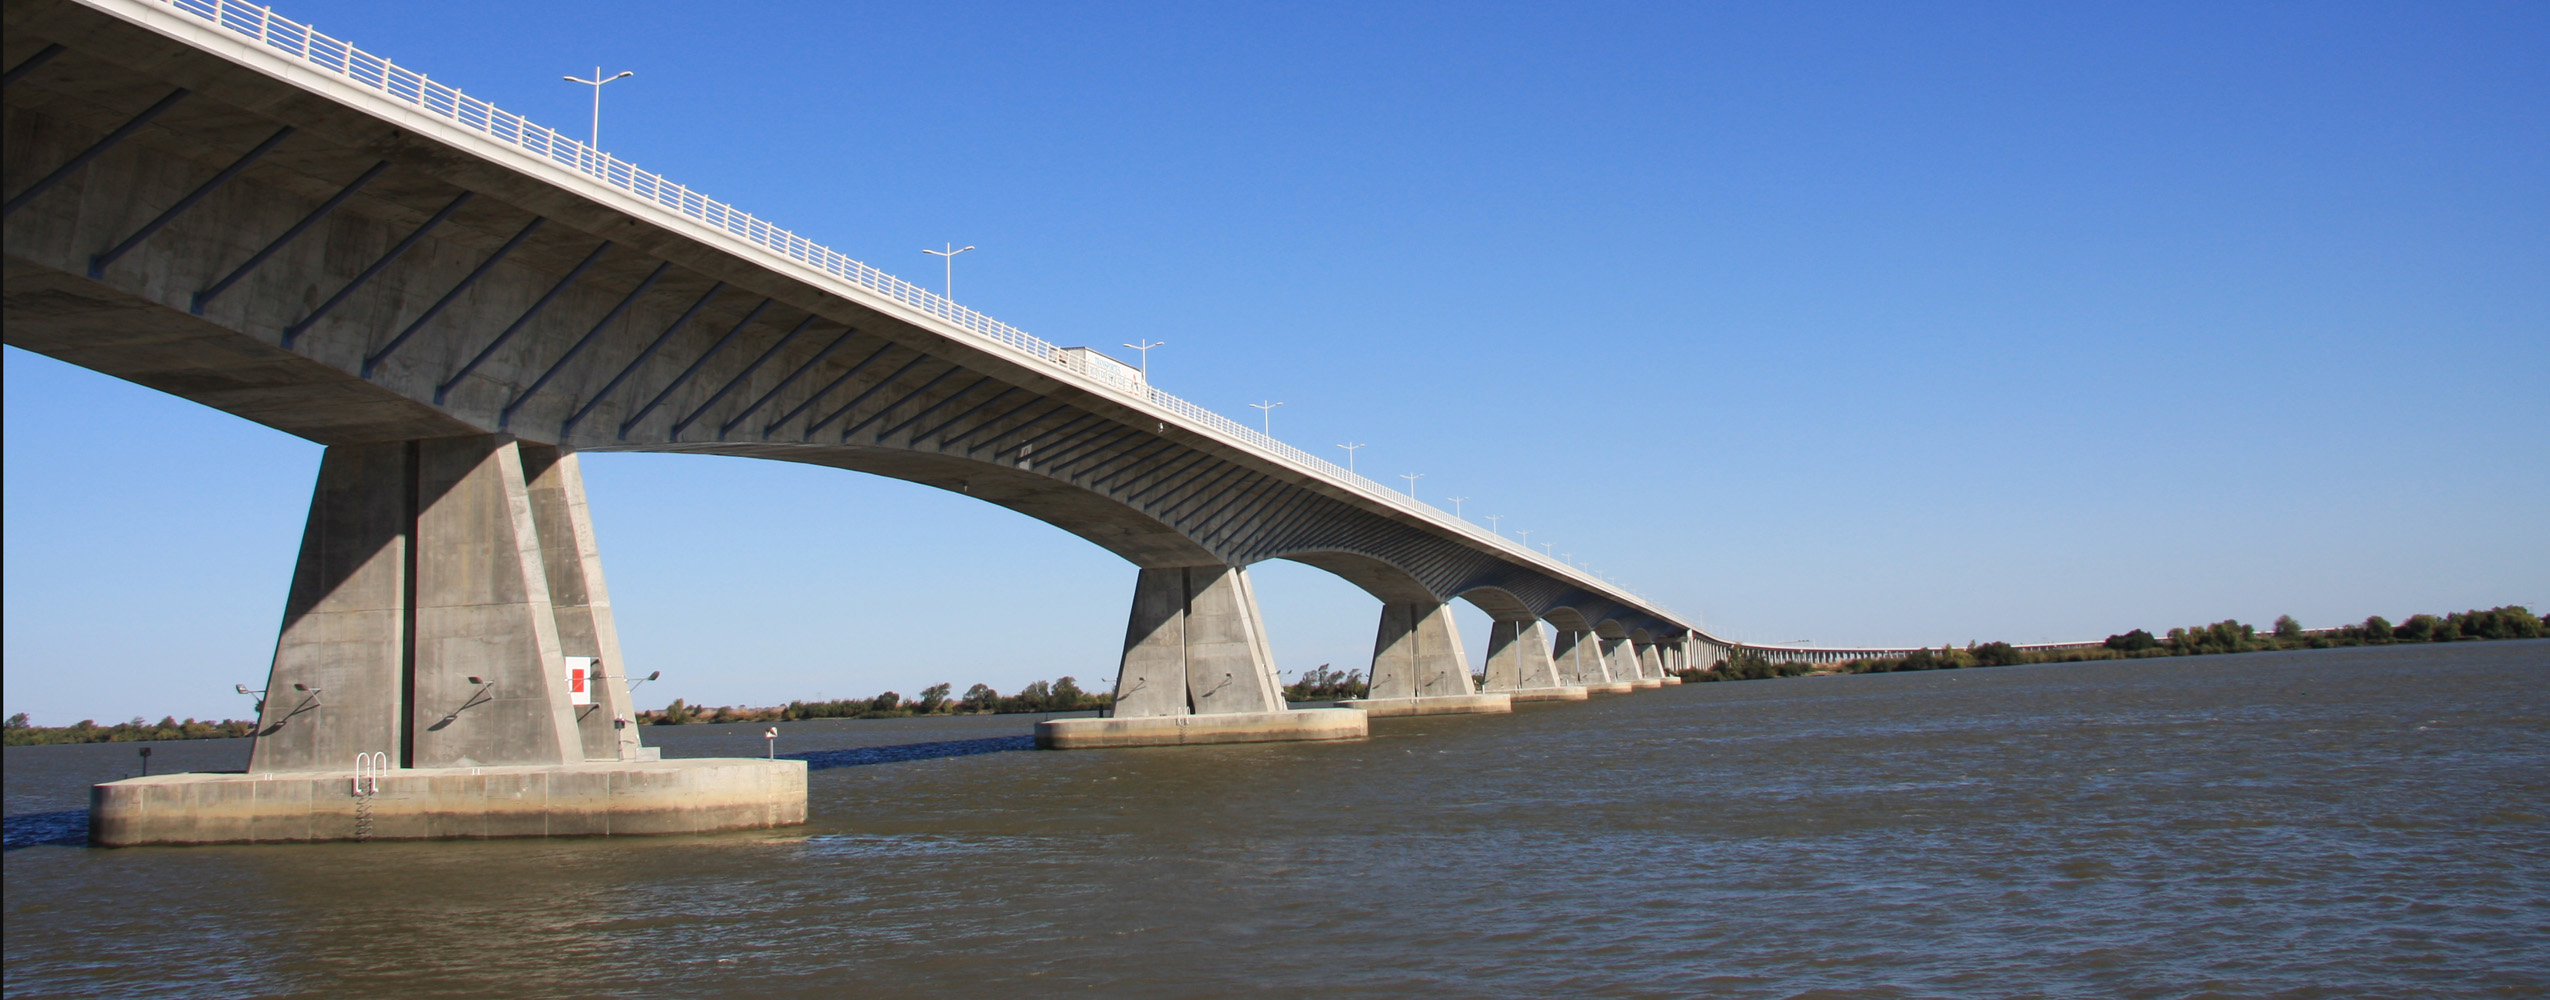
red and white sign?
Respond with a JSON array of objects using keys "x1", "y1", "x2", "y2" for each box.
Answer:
[{"x1": 564, "y1": 656, "x2": 594, "y2": 706}]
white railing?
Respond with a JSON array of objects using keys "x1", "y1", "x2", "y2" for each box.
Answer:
[{"x1": 155, "y1": 0, "x2": 1683, "y2": 624}]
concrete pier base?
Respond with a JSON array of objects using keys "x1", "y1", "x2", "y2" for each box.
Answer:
[
  {"x1": 1660, "y1": 676, "x2": 1684, "y2": 686},
  {"x1": 89, "y1": 758, "x2": 806, "y2": 847},
  {"x1": 1506, "y1": 686, "x2": 1590, "y2": 702},
  {"x1": 1631, "y1": 678, "x2": 1665, "y2": 690},
  {"x1": 1337, "y1": 693, "x2": 1512, "y2": 717},
  {"x1": 1037, "y1": 708, "x2": 1367, "y2": 749},
  {"x1": 1583, "y1": 681, "x2": 1636, "y2": 695}
]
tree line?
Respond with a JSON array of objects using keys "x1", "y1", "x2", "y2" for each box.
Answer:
[
  {"x1": 3, "y1": 713, "x2": 257, "y2": 747},
  {"x1": 642, "y1": 677, "x2": 1113, "y2": 725},
  {"x1": 1676, "y1": 604, "x2": 2543, "y2": 683}
]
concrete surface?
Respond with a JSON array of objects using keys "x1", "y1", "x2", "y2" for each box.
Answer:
[
  {"x1": 1036, "y1": 708, "x2": 1367, "y2": 749},
  {"x1": 1336, "y1": 693, "x2": 1512, "y2": 717},
  {"x1": 1366, "y1": 601, "x2": 1476, "y2": 701},
  {"x1": 89, "y1": 757, "x2": 805, "y2": 846},
  {"x1": 1110, "y1": 565, "x2": 1288, "y2": 718}
]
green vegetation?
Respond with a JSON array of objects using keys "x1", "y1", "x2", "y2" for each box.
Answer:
[
  {"x1": 3, "y1": 713, "x2": 256, "y2": 746},
  {"x1": 1284, "y1": 664, "x2": 1369, "y2": 701},
  {"x1": 1671, "y1": 605, "x2": 2544, "y2": 684},
  {"x1": 639, "y1": 676, "x2": 1112, "y2": 725}
]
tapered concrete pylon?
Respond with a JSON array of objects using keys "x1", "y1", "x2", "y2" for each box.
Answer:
[
  {"x1": 1558, "y1": 629, "x2": 1633, "y2": 694},
  {"x1": 1043, "y1": 565, "x2": 1365, "y2": 747},
  {"x1": 1341, "y1": 602, "x2": 1509, "y2": 717},
  {"x1": 1368, "y1": 602, "x2": 1474, "y2": 698},
  {"x1": 1483, "y1": 619, "x2": 1587, "y2": 702},
  {"x1": 250, "y1": 441, "x2": 410, "y2": 774},
  {"x1": 1109, "y1": 565, "x2": 1287, "y2": 717},
  {"x1": 253, "y1": 435, "x2": 584, "y2": 772},
  {"x1": 520, "y1": 445, "x2": 647, "y2": 762},
  {"x1": 114, "y1": 435, "x2": 800, "y2": 846},
  {"x1": 1600, "y1": 635, "x2": 1657, "y2": 689}
]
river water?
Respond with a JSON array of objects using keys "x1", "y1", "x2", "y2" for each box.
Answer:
[{"x1": 5, "y1": 641, "x2": 2545, "y2": 998}]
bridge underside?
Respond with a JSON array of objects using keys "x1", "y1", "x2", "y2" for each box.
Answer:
[
  {"x1": 2, "y1": 4, "x2": 1674, "y2": 631},
  {"x1": 7, "y1": 0, "x2": 1725, "y2": 791}
]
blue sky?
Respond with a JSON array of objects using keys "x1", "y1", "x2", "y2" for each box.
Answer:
[{"x1": 7, "y1": 1, "x2": 2543, "y2": 723}]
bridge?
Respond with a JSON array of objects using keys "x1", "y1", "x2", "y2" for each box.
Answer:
[{"x1": 6, "y1": 0, "x2": 1895, "y2": 844}]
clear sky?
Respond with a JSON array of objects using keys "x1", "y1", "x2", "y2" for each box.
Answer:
[{"x1": 6, "y1": 1, "x2": 2544, "y2": 724}]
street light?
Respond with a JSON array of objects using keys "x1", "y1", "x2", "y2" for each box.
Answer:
[
  {"x1": 1446, "y1": 496, "x2": 1468, "y2": 519},
  {"x1": 1399, "y1": 472, "x2": 1424, "y2": 498},
  {"x1": 1486, "y1": 514, "x2": 1502, "y2": 535},
  {"x1": 1249, "y1": 400, "x2": 1284, "y2": 435},
  {"x1": 923, "y1": 244, "x2": 975, "y2": 299},
  {"x1": 1515, "y1": 529, "x2": 1530, "y2": 547},
  {"x1": 1122, "y1": 339, "x2": 1164, "y2": 382},
  {"x1": 1336, "y1": 442, "x2": 1363, "y2": 474},
  {"x1": 562, "y1": 68, "x2": 635, "y2": 149}
]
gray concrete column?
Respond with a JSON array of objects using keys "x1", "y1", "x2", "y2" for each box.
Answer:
[
  {"x1": 1110, "y1": 564, "x2": 1287, "y2": 718},
  {"x1": 1483, "y1": 619, "x2": 1565, "y2": 691},
  {"x1": 1598, "y1": 635, "x2": 1637, "y2": 681},
  {"x1": 409, "y1": 435, "x2": 582, "y2": 768},
  {"x1": 1551, "y1": 628, "x2": 1600, "y2": 685},
  {"x1": 253, "y1": 435, "x2": 591, "y2": 774},
  {"x1": 520, "y1": 445, "x2": 646, "y2": 762},
  {"x1": 249, "y1": 441, "x2": 410, "y2": 774},
  {"x1": 1637, "y1": 640, "x2": 1665, "y2": 680},
  {"x1": 1367, "y1": 601, "x2": 1476, "y2": 700}
]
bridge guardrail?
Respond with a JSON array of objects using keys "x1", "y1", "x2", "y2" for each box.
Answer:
[{"x1": 153, "y1": 0, "x2": 1689, "y2": 628}]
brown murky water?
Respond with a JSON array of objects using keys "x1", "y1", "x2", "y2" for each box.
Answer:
[{"x1": 6, "y1": 641, "x2": 2546, "y2": 998}]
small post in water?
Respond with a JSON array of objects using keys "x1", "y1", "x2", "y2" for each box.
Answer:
[
  {"x1": 138, "y1": 746, "x2": 152, "y2": 776},
  {"x1": 765, "y1": 727, "x2": 778, "y2": 760}
]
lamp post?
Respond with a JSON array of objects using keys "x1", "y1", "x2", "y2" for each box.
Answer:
[
  {"x1": 1486, "y1": 514, "x2": 1502, "y2": 535},
  {"x1": 1446, "y1": 496, "x2": 1468, "y2": 519},
  {"x1": 922, "y1": 244, "x2": 975, "y2": 299},
  {"x1": 1122, "y1": 339, "x2": 1164, "y2": 383},
  {"x1": 1336, "y1": 442, "x2": 1363, "y2": 474},
  {"x1": 1399, "y1": 473, "x2": 1424, "y2": 498},
  {"x1": 1249, "y1": 400, "x2": 1284, "y2": 436},
  {"x1": 1515, "y1": 529, "x2": 1530, "y2": 548},
  {"x1": 562, "y1": 68, "x2": 634, "y2": 149}
]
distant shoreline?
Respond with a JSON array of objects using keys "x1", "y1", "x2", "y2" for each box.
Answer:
[
  {"x1": 10, "y1": 606, "x2": 2535, "y2": 745},
  {"x1": 1680, "y1": 605, "x2": 2542, "y2": 683}
]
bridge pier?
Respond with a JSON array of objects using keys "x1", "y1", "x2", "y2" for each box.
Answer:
[
  {"x1": 1338, "y1": 602, "x2": 1511, "y2": 717},
  {"x1": 1481, "y1": 619, "x2": 1587, "y2": 702},
  {"x1": 1631, "y1": 638, "x2": 1667, "y2": 689},
  {"x1": 89, "y1": 435, "x2": 804, "y2": 846},
  {"x1": 1037, "y1": 565, "x2": 1365, "y2": 747},
  {"x1": 1555, "y1": 628, "x2": 1634, "y2": 694},
  {"x1": 1598, "y1": 635, "x2": 1657, "y2": 691}
]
